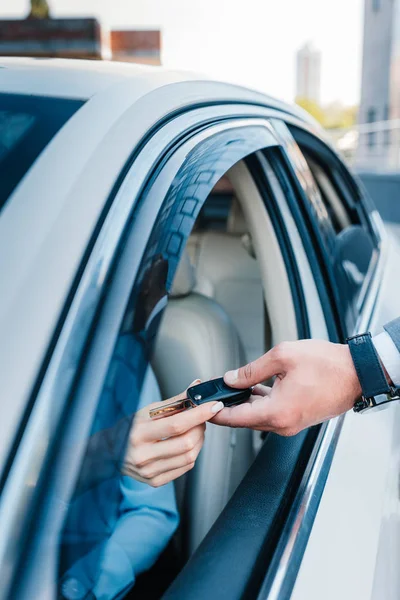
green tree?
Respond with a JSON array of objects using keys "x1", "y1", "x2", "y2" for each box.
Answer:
[
  {"x1": 295, "y1": 97, "x2": 326, "y2": 126},
  {"x1": 28, "y1": 0, "x2": 51, "y2": 19},
  {"x1": 295, "y1": 98, "x2": 358, "y2": 130}
]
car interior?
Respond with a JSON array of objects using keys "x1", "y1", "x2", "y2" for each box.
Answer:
[{"x1": 132, "y1": 157, "x2": 300, "y2": 597}]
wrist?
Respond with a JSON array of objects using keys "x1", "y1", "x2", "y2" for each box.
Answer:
[{"x1": 346, "y1": 332, "x2": 395, "y2": 413}]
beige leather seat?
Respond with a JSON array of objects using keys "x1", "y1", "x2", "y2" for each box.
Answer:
[
  {"x1": 187, "y1": 199, "x2": 265, "y2": 363},
  {"x1": 152, "y1": 251, "x2": 254, "y2": 554}
]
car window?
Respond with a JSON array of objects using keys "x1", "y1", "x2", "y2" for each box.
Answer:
[
  {"x1": 295, "y1": 146, "x2": 377, "y2": 325},
  {"x1": 301, "y1": 152, "x2": 351, "y2": 233},
  {"x1": 275, "y1": 120, "x2": 378, "y2": 332},
  {"x1": 0, "y1": 93, "x2": 84, "y2": 210}
]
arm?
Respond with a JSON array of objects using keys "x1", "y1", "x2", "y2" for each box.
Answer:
[
  {"x1": 212, "y1": 339, "x2": 361, "y2": 435},
  {"x1": 60, "y1": 478, "x2": 179, "y2": 600},
  {"x1": 93, "y1": 478, "x2": 179, "y2": 599},
  {"x1": 213, "y1": 320, "x2": 400, "y2": 434}
]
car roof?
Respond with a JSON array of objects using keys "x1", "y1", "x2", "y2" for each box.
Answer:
[{"x1": 0, "y1": 57, "x2": 313, "y2": 125}]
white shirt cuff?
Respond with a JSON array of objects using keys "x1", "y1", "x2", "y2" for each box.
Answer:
[{"x1": 373, "y1": 331, "x2": 400, "y2": 387}]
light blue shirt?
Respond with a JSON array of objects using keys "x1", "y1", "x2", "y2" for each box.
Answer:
[{"x1": 61, "y1": 477, "x2": 178, "y2": 599}]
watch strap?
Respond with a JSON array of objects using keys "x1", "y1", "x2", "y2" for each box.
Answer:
[{"x1": 347, "y1": 332, "x2": 390, "y2": 399}]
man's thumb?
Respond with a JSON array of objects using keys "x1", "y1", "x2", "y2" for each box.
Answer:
[{"x1": 224, "y1": 346, "x2": 285, "y2": 388}]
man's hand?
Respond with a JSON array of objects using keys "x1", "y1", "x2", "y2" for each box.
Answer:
[{"x1": 211, "y1": 340, "x2": 362, "y2": 436}]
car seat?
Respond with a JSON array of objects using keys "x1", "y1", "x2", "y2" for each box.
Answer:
[
  {"x1": 187, "y1": 199, "x2": 265, "y2": 363},
  {"x1": 152, "y1": 250, "x2": 254, "y2": 554}
]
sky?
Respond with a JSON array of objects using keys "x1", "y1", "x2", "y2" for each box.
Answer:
[{"x1": 0, "y1": 0, "x2": 364, "y2": 105}]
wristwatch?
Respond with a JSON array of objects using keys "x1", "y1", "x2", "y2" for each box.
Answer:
[{"x1": 347, "y1": 332, "x2": 400, "y2": 413}]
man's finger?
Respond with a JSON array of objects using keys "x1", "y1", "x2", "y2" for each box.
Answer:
[
  {"x1": 224, "y1": 345, "x2": 287, "y2": 388},
  {"x1": 211, "y1": 393, "x2": 276, "y2": 429}
]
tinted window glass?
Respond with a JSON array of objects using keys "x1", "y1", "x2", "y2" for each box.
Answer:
[
  {"x1": 284, "y1": 123, "x2": 377, "y2": 331},
  {"x1": 58, "y1": 254, "x2": 177, "y2": 600},
  {"x1": 301, "y1": 151, "x2": 351, "y2": 234},
  {"x1": 0, "y1": 94, "x2": 84, "y2": 210}
]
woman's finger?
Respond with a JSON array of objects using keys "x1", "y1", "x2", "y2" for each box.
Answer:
[
  {"x1": 137, "y1": 436, "x2": 204, "y2": 481},
  {"x1": 132, "y1": 380, "x2": 201, "y2": 428},
  {"x1": 149, "y1": 463, "x2": 198, "y2": 488},
  {"x1": 126, "y1": 423, "x2": 205, "y2": 468},
  {"x1": 137, "y1": 399, "x2": 223, "y2": 443},
  {"x1": 123, "y1": 444, "x2": 201, "y2": 486}
]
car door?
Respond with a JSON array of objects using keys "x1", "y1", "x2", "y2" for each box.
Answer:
[{"x1": 1, "y1": 105, "x2": 322, "y2": 600}]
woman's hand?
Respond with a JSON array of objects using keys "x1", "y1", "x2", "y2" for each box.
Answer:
[{"x1": 122, "y1": 380, "x2": 224, "y2": 487}]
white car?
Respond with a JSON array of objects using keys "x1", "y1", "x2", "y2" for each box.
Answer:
[{"x1": 0, "y1": 58, "x2": 399, "y2": 600}]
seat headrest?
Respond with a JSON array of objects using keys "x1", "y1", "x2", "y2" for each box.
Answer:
[
  {"x1": 227, "y1": 199, "x2": 248, "y2": 235},
  {"x1": 170, "y1": 250, "x2": 196, "y2": 298}
]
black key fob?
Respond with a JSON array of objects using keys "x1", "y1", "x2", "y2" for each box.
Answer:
[
  {"x1": 187, "y1": 377, "x2": 252, "y2": 407},
  {"x1": 149, "y1": 377, "x2": 252, "y2": 418}
]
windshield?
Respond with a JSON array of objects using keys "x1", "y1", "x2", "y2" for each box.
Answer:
[{"x1": 0, "y1": 93, "x2": 84, "y2": 210}]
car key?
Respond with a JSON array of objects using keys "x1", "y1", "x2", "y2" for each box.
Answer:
[{"x1": 149, "y1": 377, "x2": 253, "y2": 419}]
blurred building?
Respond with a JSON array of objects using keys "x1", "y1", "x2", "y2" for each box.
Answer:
[
  {"x1": 357, "y1": 0, "x2": 400, "y2": 169},
  {"x1": 296, "y1": 42, "x2": 321, "y2": 104},
  {"x1": 110, "y1": 30, "x2": 160, "y2": 65},
  {"x1": 0, "y1": 17, "x2": 161, "y2": 65}
]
